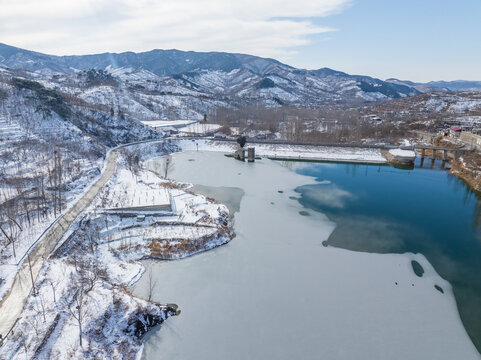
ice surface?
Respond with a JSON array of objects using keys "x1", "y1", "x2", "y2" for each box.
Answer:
[
  {"x1": 135, "y1": 151, "x2": 479, "y2": 360},
  {"x1": 177, "y1": 123, "x2": 221, "y2": 135}
]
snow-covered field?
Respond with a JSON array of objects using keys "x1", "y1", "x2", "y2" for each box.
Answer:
[
  {"x1": 177, "y1": 139, "x2": 388, "y2": 163},
  {"x1": 95, "y1": 168, "x2": 170, "y2": 210},
  {"x1": 389, "y1": 148, "x2": 416, "y2": 158},
  {"x1": 178, "y1": 123, "x2": 221, "y2": 135},
  {"x1": 141, "y1": 120, "x2": 197, "y2": 128}
]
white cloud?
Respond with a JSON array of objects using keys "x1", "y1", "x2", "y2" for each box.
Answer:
[
  {"x1": 302, "y1": 184, "x2": 355, "y2": 209},
  {"x1": 0, "y1": 0, "x2": 350, "y2": 61}
]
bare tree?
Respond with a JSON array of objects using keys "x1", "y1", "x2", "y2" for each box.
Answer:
[
  {"x1": 0, "y1": 216, "x2": 21, "y2": 260},
  {"x1": 49, "y1": 278, "x2": 61, "y2": 303},
  {"x1": 65, "y1": 284, "x2": 88, "y2": 347},
  {"x1": 14, "y1": 179, "x2": 31, "y2": 226},
  {"x1": 35, "y1": 172, "x2": 42, "y2": 222},
  {"x1": 85, "y1": 225, "x2": 100, "y2": 254},
  {"x1": 12, "y1": 330, "x2": 29, "y2": 358},
  {"x1": 162, "y1": 155, "x2": 174, "y2": 179},
  {"x1": 35, "y1": 292, "x2": 47, "y2": 322},
  {"x1": 122, "y1": 148, "x2": 141, "y2": 175},
  {"x1": 147, "y1": 268, "x2": 157, "y2": 302},
  {"x1": 79, "y1": 259, "x2": 102, "y2": 293},
  {"x1": 27, "y1": 314, "x2": 41, "y2": 337},
  {"x1": 55, "y1": 150, "x2": 63, "y2": 213}
]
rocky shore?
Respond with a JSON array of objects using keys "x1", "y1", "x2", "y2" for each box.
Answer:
[{"x1": 450, "y1": 152, "x2": 481, "y2": 193}]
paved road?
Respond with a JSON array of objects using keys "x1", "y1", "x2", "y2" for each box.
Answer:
[{"x1": 0, "y1": 150, "x2": 119, "y2": 339}]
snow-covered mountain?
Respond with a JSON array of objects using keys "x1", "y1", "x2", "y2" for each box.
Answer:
[
  {"x1": 0, "y1": 68, "x2": 160, "y2": 153},
  {"x1": 386, "y1": 78, "x2": 481, "y2": 92},
  {"x1": 0, "y1": 42, "x2": 420, "y2": 114}
]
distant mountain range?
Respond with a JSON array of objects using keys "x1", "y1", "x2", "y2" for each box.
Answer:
[
  {"x1": 385, "y1": 78, "x2": 481, "y2": 92},
  {"x1": 0, "y1": 43, "x2": 422, "y2": 106},
  {"x1": 0, "y1": 42, "x2": 479, "y2": 120}
]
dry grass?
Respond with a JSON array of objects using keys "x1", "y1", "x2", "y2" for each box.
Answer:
[
  {"x1": 115, "y1": 284, "x2": 134, "y2": 297},
  {"x1": 160, "y1": 181, "x2": 187, "y2": 190},
  {"x1": 147, "y1": 230, "x2": 229, "y2": 259},
  {"x1": 433, "y1": 137, "x2": 459, "y2": 148},
  {"x1": 451, "y1": 151, "x2": 481, "y2": 192}
]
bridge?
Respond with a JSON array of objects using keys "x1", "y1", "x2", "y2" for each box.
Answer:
[{"x1": 413, "y1": 145, "x2": 467, "y2": 160}]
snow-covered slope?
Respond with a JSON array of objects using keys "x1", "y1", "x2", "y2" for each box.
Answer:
[
  {"x1": 0, "y1": 69, "x2": 161, "y2": 147},
  {"x1": 0, "y1": 43, "x2": 421, "y2": 113}
]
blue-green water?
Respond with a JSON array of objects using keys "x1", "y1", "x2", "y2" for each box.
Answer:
[{"x1": 293, "y1": 158, "x2": 481, "y2": 352}]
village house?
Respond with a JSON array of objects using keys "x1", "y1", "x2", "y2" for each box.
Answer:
[
  {"x1": 449, "y1": 126, "x2": 462, "y2": 138},
  {"x1": 214, "y1": 132, "x2": 227, "y2": 139}
]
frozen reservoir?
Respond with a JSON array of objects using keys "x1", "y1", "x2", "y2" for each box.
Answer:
[{"x1": 133, "y1": 151, "x2": 480, "y2": 360}]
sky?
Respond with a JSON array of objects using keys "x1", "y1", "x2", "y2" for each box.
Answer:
[{"x1": 0, "y1": 0, "x2": 480, "y2": 82}]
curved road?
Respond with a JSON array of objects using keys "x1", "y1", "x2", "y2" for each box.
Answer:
[{"x1": 0, "y1": 150, "x2": 120, "y2": 339}]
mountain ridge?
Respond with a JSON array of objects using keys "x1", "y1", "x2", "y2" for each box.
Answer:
[
  {"x1": 0, "y1": 42, "x2": 420, "y2": 103},
  {"x1": 2, "y1": 43, "x2": 479, "y2": 90},
  {"x1": 0, "y1": 43, "x2": 292, "y2": 77},
  {"x1": 385, "y1": 78, "x2": 481, "y2": 92},
  {"x1": 1, "y1": 42, "x2": 479, "y2": 120}
]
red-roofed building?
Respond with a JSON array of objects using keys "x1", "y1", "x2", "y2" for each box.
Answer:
[{"x1": 449, "y1": 126, "x2": 462, "y2": 138}]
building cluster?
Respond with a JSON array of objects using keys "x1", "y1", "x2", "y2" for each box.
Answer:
[{"x1": 441, "y1": 125, "x2": 481, "y2": 151}]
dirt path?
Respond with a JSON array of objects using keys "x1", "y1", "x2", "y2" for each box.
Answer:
[{"x1": 0, "y1": 150, "x2": 119, "y2": 339}]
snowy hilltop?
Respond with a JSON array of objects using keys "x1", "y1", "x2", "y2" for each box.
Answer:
[{"x1": 0, "y1": 42, "x2": 421, "y2": 117}]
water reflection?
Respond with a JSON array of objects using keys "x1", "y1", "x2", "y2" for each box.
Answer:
[
  {"x1": 417, "y1": 157, "x2": 451, "y2": 170},
  {"x1": 299, "y1": 183, "x2": 354, "y2": 209},
  {"x1": 294, "y1": 161, "x2": 481, "y2": 352}
]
